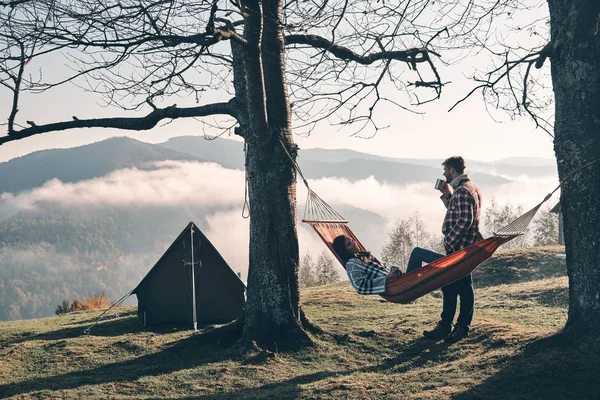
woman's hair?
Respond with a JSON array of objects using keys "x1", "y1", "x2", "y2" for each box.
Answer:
[{"x1": 332, "y1": 235, "x2": 354, "y2": 266}]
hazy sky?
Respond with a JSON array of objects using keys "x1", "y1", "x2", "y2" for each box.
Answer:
[
  {"x1": 0, "y1": 83, "x2": 556, "y2": 164},
  {"x1": 0, "y1": 4, "x2": 554, "y2": 164}
]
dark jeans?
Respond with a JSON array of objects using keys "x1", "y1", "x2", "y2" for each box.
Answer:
[
  {"x1": 406, "y1": 247, "x2": 444, "y2": 273},
  {"x1": 441, "y1": 274, "x2": 474, "y2": 329},
  {"x1": 407, "y1": 247, "x2": 474, "y2": 330}
]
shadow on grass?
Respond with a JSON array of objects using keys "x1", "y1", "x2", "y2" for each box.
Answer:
[
  {"x1": 365, "y1": 336, "x2": 454, "y2": 374},
  {"x1": 3, "y1": 315, "x2": 144, "y2": 346},
  {"x1": 1, "y1": 322, "x2": 453, "y2": 399},
  {"x1": 509, "y1": 287, "x2": 569, "y2": 308},
  {"x1": 3, "y1": 313, "x2": 215, "y2": 347},
  {"x1": 454, "y1": 331, "x2": 600, "y2": 400},
  {"x1": 161, "y1": 331, "x2": 560, "y2": 400},
  {"x1": 0, "y1": 329, "x2": 341, "y2": 400},
  {"x1": 170, "y1": 371, "x2": 339, "y2": 400},
  {"x1": 0, "y1": 330, "x2": 243, "y2": 398},
  {"x1": 6, "y1": 323, "x2": 584, "y2": 400}
]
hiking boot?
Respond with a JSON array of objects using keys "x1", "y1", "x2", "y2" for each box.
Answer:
[
  {"x1": 423, "y1": 322, "x2": 451, "y2": 339},
  {"x1": 444, "y1": 325, "x2": 469, "y2": 344}
]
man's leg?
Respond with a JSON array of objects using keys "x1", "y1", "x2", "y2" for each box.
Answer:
[
  {"x1": 445, "y1": 274, "x2": 474, "y2": 343},
  {"x1": 406, "y1": 247, "x2": 445, "y2": 273},
  {"x1": 440, "y1": 282, "x2": 459, "y2": 326},
  {"x1": 456, "y1": 274, "x2": 474, "y2": 328},
  {"x1": 424, "y1": 282, "x2": 457, "y2": 339}
]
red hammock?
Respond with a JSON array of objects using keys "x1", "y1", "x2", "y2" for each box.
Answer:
[
  {"x1": 301, "y1": 180, "x2": 548, "y2": 304},
  {"x1": 307, "y1": 221, "x2": 515, "y2": 304}
]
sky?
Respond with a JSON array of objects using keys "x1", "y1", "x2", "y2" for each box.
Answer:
[
  {"x1": 0, "y1": 71, "x2": 556, "y2": 163},
  {"x1": 0, "y1": 1, "x2": 555, "y2": 164}
]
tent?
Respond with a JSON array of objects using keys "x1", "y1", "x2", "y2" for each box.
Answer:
[{"x1": 133, "y1": 222, "x2": 246, "y2": 329}]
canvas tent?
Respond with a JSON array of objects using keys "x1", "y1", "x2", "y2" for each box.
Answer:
[{"x1": 133, "y1": 222, "x2": 246, "y2": 329}]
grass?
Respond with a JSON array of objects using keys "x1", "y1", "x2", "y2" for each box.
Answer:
[{"x1": 1, "y1": 245, "x2": 598, "y2": 399}]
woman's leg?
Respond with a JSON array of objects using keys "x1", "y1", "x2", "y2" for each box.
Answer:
[{"x1": 406, "y1": 247, "x2": 445, "y2": 273}]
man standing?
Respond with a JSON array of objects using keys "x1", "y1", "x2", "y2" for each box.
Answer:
[{"x1": 423, "y1": 156, "x2": 483, "y2": 343}]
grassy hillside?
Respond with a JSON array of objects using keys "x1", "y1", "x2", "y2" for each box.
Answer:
[
  {"x1": 2, "y1": 246, "x2": 596, "y2": 399},
  {"x1": 474, "y1": 245, "x2": 567, "y2": 287}
]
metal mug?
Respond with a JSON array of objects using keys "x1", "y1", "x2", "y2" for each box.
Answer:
[{"x1": 434, "y1": 178, "x2": 446, "y2": 190}]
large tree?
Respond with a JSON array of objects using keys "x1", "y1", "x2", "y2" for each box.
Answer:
[
  {"x1": 546, "y1": 1, "x2": 600, "y2": 334},
  {"x1": 457, "y1": 1, "x2": 600, "y2": 335}
]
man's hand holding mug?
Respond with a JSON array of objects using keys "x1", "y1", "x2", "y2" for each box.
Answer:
[{"x1": 435, "y1": 178, "x2": 451, "y2": 196}]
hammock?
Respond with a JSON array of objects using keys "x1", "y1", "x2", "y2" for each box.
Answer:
[
  {"x1": 301, "y1": 181, "x2": 553, "y2": 304},
  {"x1": 275, "y1": 138, "x2": 573, "y2": 303}
]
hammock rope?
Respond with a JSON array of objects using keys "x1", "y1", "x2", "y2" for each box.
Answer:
[
  {"x1": 494, "y1": 200, "x2": 543, "y2": 236},
  {"x1": 304, "y1": 188, "x2": 347, "y2": 223}
]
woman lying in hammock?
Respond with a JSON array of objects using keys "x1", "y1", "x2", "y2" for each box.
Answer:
[{"x1": 332, "y1": 234, "x2": 443, "y2": 295}]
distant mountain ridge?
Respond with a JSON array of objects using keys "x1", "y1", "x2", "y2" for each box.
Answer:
[
  {"x1": 0, "y1": 136, "x2": 517, "y2": 195},
  {"x1": 160, "y1": 136, "x2": 556, "y2": 180},
  {"x1": 0, "y1": 137, "x2": 201, "y2": 194},
  {"x1": 158, "y1": 136, "x2": 512, "y2": 189},
  {"x1": 294, "y1": 149, "x2": 556, "y2": 176}
]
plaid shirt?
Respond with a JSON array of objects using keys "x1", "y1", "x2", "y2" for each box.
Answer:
[
  {"x1": 345, "y1": 257, "x2": 389, "y2": 295},
  {"x1": 441, "y1": 177, "x2": 482, "y2": 254}
]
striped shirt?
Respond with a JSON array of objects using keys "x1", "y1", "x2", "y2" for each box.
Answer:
[
  {"x1": 345, "y1": 257, "x2": 389, "y2": 295},
  {"x1": 441, "y1": 175, "x2": 482, "y2": 253}
]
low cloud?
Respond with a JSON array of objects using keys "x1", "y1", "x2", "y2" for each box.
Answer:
[
  {"x1": 0, "y1": 162, "x2": 559, "y2": 289},
  {"x1": 1, "y1": 161, "x2": 246, "y2": 210},
  {"x1": 485, "y1": 180, "x2": 559, "y2": 210},
  {"x1": 203, "y1": 209, "x2": 249, "y2": 277}
]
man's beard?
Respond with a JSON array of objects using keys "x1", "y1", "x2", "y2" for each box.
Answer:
[{"x1": 445, "y1": 176, "x2": 452, "y2": 183}]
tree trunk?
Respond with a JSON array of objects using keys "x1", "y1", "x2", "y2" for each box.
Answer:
[
  {"x1": 238, "y1": 0, "x2": 311, "y2": 350},
  {"x1": 548, "y1": 0, "x2": 600, "y2": 335}
]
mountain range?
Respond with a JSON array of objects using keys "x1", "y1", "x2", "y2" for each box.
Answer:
[{"x1": 1, "y1": 136, "x2": 558, "y2": 196}]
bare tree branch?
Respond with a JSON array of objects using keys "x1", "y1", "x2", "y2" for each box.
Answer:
[
  {"x1": 449, "y1": 48, "x2": 545, "y2": 112},
  {"x1": 0, "y1": 0, "x2": 32, "y2": 7},
  {"x1": 285, "y1": 34, "x2": 437, "y2": 66},
  {"x1": 1, "y1": 100, "x2": 237, "y2": 145}
]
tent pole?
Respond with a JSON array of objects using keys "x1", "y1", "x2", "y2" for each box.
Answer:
[{"x1": 191, "y1": 224, "x2": 198, "y2": 331}]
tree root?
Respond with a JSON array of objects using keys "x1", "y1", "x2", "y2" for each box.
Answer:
[
  {"x1": 195, "y1": 308, "x2": 323, "y2": 353},
  {"x1": 195, "y1": 315, "x2": 244, "y2": 346},
  {"x1": 234, "y1": 312, "x2": 314, "y2": 353}
]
